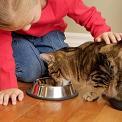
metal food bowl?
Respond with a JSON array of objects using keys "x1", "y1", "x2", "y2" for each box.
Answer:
[{"x1": 26, "y1": 77, "x2": 78, "y2": 101}]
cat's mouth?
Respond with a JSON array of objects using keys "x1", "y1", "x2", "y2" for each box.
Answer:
[{"x1": 102, "y1": 93, "x2": 122, "y2": 111}]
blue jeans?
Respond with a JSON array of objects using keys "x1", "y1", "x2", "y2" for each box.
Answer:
[{"x1": 12, "y1": 30, "x2": 68, "y2": 82}]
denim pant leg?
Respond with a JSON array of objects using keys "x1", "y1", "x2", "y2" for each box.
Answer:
[
  {"x1": 12, "y1": 34, "x2": 47, "y2": 82},
  {"x1": 31, "y1": 30, "x2": 69, "y2": 53},
  {"x1": 12, "y1": 31, "x2": 68, "y2": 83}
]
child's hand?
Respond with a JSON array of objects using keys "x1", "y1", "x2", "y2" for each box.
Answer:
[
  {"x1": 0, "y1": 88, "x2": 24, "y2": 106},
  {"x1": 95, "y1": 32, "x2": 122, "y2": 44}
]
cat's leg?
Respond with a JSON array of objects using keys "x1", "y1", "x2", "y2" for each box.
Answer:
[
  {"x1": 83, "y1": 91, "x2": 99, "y2": 101},
  {"x1": 82, "y1": 84, "x2": 105, "y2": 101}
]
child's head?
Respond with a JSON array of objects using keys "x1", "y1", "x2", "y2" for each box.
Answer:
[{"x1": 0, "y1": 0, "x2": 42, "y2": 31}]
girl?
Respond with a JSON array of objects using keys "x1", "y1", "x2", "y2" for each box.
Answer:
[{"x1": 0, "y1": 0, "x2": 122, "y2": 106}]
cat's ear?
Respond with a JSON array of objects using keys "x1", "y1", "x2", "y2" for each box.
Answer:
[{"x1": 40, "y1": 53, "x2": 55, "y2": 64}]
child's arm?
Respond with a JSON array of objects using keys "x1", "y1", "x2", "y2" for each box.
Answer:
[
  {"x1": 66, "y1": 0, "x2": 122, "y2": 44},
  {"x1": 0, "y1": 30, "x2": 24, "y2": 106},
  {"x1": 0, "y1": 30, "x2": 18, "y2": 89}
]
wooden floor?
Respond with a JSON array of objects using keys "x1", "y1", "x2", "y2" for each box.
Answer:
[{"x1": 0, "y1": 82, "x2": 122, "y2": 122}]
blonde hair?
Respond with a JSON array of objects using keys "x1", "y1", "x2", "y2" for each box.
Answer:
[{"x1": 0, "y1": 0, "x2": 37, "y2": 30}]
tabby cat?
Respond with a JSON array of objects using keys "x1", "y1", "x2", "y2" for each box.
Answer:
[{"x1": 40, "y1": 41, "x2": 122, "y2": 110}]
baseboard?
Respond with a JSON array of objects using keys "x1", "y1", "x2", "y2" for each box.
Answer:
[{"x1": 65, "y1": 32, "x2": 93, "y2": 47}]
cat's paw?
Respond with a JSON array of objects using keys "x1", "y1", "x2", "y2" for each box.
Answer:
[{"x1": 83, "y1": 92, "x2": 99, "y2": 101}]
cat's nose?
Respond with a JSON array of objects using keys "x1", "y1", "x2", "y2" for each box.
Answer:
[{"x1": 102, "y1": 93, "x2": 122, "y2": 111}]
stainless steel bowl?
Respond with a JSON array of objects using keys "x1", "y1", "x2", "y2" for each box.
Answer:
[{"x1": 26, "y1": 77, "x2": 78, "y2": 101}]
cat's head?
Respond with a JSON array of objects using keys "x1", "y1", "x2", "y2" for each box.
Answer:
[{"x1": 40, "y1": 51, "x2": 73, "y2": 85}]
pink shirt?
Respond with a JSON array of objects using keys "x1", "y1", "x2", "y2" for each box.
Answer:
[{"x1": 0, "y1": 0, "x2": 111, "y2": 90}]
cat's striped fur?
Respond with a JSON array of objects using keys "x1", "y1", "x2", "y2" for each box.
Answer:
[{"x1": 41, "y1": 41, "x2": 122, "y2": 110}]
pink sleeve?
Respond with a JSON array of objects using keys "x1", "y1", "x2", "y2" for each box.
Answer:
[
  {"x1": 0, "y1": 30, "x2": 18, "y2": 90},
  {"x1": 67, "y1": 0, "x2": 111, "y2": 38}
]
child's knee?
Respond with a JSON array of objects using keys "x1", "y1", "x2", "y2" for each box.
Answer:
[{"x1": 16, "y1": 60, "x2": 48, "y2": 82}]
